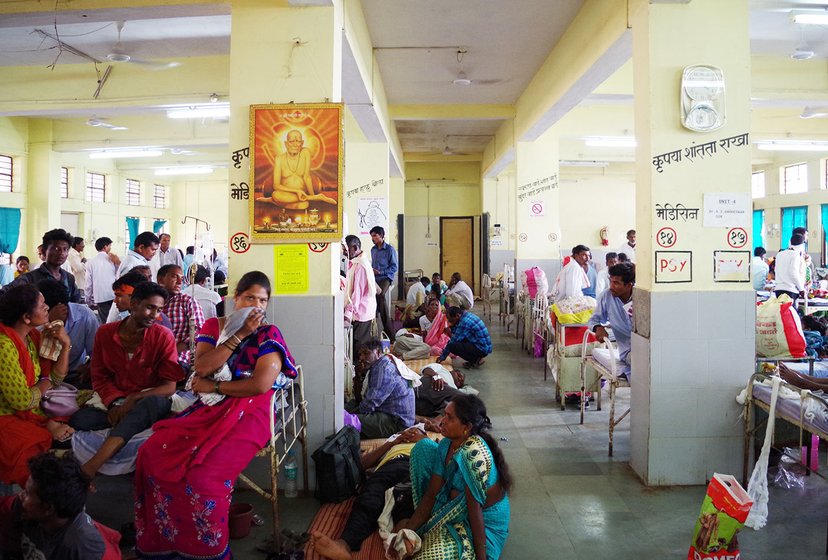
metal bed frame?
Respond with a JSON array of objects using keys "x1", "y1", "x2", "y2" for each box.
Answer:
[
  {"x1": 580, "y1": 332, "x2": 630, "y2": 456},
  {"x1": 238, "y1": 365, "x2": 310, "y2": 553}
]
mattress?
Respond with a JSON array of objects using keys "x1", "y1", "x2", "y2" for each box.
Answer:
[
  {"x1": 592, "y1": 348, "x2": 622, "y2": 374},
  {"x1": 751, "y1": 383, "x2": 828, "y2": 437}
]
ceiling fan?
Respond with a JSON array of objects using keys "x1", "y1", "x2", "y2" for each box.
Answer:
[
  {"x1": 451, "y1": 49, "x2": 503, "y2": 86},
  {"x1": 106, "y1": 21, "x2": 181, "y2": 69},
  {"x1": 86, "y1": 117, "x2": 127, "y2": 131}
]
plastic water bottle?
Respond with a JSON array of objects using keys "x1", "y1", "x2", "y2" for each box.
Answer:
[{"x1": 284, "y1": 451, "x2": 298, "y2": 498}]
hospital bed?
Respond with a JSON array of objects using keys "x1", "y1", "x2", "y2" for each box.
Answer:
[
  {"x1": 545, "y1": 319, "x2": 601, "y2": 410},
  {"x1": 580, "y1": 331, "x2": 630, "y2": 457},
  {"x1": 499, "y1": 264, "x2": 515, "y2": 332}
]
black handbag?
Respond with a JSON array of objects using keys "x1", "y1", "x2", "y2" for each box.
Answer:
[{"x1": 311, "y1": 426, "x2": 362, "y2": 503}]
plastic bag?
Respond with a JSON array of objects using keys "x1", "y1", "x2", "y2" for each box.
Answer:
[
  {"x1": 771, "y1": 448, "x2": 806, "y2": 489},
  {"x1": 756, "y1": 294, "x2": 807, "y2": 358},
  {"x1": 688, "y1": 473, "x2": 752, "y2": 560}
]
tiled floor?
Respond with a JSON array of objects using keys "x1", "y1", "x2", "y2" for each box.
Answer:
[{"x1": 88, "y1": 313, "x2": 828, "y2": 558}]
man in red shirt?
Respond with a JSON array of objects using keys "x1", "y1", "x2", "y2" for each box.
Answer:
[{"x1": 69, "y1": 282, "x2": 183, "y2": 478}]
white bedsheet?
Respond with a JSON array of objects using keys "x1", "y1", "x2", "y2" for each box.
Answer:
[{"x1": 592, "y1": 347, "x2": 622, "y2": 375}]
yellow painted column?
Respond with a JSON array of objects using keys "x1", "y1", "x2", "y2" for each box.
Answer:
[
  {"x1": 514, "y1": 128, "x2": 561, "y2": 281},
  {"x1": 226, "y1": 0, "x2": 345, "y2": 485},
  {"x1": 26, "y1": 120, "x2": 61, "y2": 249},
  {"x1": 630, "y1": 0, "x2": 753, "y2": 485}
]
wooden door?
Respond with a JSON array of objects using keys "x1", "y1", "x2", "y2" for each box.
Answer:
[{"x1": 440, "y1": 217, "x2": 474, "y2": 293}]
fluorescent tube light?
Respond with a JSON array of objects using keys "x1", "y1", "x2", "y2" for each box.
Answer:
[
  {"x1": 793, "y1": 13, "x2": 828, "y2": 25},
  {"x1": 584, "y1": 136, "x2": 637, "y2": 148},
  {"x1": 756, "y1": 141, "x2": 828, "y2": 152},
  {"x1": 166, "y1": 105, "x2": 230, "y2": 119},
  {"x1": 559, "y1": 160, "x2": 610, "y2": 168},
  {"x1": 89, "y1": 149, "x2": 163, "y2": 159},
  {"x1": 154, "y1": 166, "x2": 214, "y2": 176}
]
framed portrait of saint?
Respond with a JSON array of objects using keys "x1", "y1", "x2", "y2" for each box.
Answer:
[{"x1": 249, "y1": 103, "x2": 343, "y2": 241}]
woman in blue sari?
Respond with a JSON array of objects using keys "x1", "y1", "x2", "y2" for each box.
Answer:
[{"x1": 404, "y1": 394, "x2": 511, "y2": 560}]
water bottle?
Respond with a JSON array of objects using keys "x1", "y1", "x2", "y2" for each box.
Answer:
[{"x1": 284, "y1": 451, "x2": 298, "y2": 498}]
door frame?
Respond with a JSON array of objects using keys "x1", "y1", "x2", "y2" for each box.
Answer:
[{"x1": 439, "y1": 216, "x2": 475, "y2": 293}]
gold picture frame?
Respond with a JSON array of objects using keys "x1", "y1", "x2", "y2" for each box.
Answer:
[{"x1": 249, "y1": 103, "x2": 343, "y2": 241}]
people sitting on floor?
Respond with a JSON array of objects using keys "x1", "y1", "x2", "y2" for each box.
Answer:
[
  {"x1": 438, "y1": 307, "x2": 492, "y2": 369},
  {"x1": 588, "y1": 262, "x2": 634, "y2": 380},
  {"x1": 0, "y1": 285, "x2": 74, "y2": 487},
  {"x1": 107, "y1": 272, "x2": 173, "y2": 330},
  {"x1": 70, "y1": 281, "x2": 182, "y2": 478},
  {"x1": 135, "y1": 271, "x2": 298, "y2": 560},
  {"x1": 344, "y1": 235, "x2": 378, "y2": 363},
  {"x1": 401, "y1": 276, "x2": 430, "y2": 328},
  {"x1": 445, "y1": 272, "x2": 474, "y2": 309},
  {"x1": 552, "y1": 244, "x2": 591, "y2": 300},
  {"x1": 416, "y1": 364, "x2": 466, "y2": 418},
  {"x1": 0, "y1": 453, "x2": 121, "y2": 559},
  {"x1": 420, "y1": 297, "x2": 451, "y2": 357},
  {"x1": 346, "y1": 338, "x2": 416, "y2": 439},
  {"x1": 1, "y1": 229, "x2": 81, "y2": 303},
  {"x1": 752, "y1": 247, "x2": 769, "y2": 291},
  {"x1": 426, "y1": 272, "x2": 447, "y2": 304},
  {"x1": 157, "y1": 264, "x2": 205, "y2": 372},
  {"x1": 14, "y1": 256, "x2": 29, "y2": 278},
  {"x1": 595, "y1": 252, "x2": 618, "y2": 298},
  {"x1": 310, "y1": 427, "x2": 428, "y2": 560},
  {"x1": 36, "y1": 279, "x2": 97, "y2": 389},
  {"x1": 391, "y1": 331, "x2": 432, "y2": 361},
  {"x1": 183, "y1": 265, "x2": 222, "y2": 320},
  {"x1": 774, "y1": 233, "x2": 806, "y2": 304},
  {"x1": 398, "y1": 394, "x2": 511, "y2": 559}
]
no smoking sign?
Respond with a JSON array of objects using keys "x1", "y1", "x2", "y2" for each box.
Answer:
[{"x1": 529, "y1": 201, "x2": 545, "y2": 217}]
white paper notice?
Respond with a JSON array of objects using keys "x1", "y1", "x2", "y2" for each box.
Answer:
[{"x1": 703, "y1": 192, "x2": 750, "y2": 228}]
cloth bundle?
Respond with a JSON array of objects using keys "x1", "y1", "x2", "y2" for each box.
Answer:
[
  {"x1": 38, "y1": 320, "x2": 64, "y2": 361},
  {"x1": 522, "y1": 266, "x2": 548, "y2": 299},
  {"x1": 551, "y1": 295, "x2": 596, "y2": 324},
  {"x1": 185, "y1": 306, "x2": 256, "y2": 406}
]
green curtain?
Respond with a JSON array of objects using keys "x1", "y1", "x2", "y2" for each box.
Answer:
[
  {"x1": 152, "y1": 219, "x2": 167, "y2": 235},
  {"x1": 0, "y1": 208, "x2": 21, "y2": 254},
  {"x1": 780, "y1": 206, "x2": 807, "y2": 250},
  {"x1": 752, "y1": 209, "x2": 764, "y2": 251},
  {"x1": 126, "y1": 217, "x2": 140, "y2": 250}
]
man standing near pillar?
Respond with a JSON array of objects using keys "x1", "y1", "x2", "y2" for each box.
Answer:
[
  {"x1": 85, "y1": 237, "x2": 119, "y2": 324},
  {"x1": 149, "y1": 233, "x2": 183, "y2": 279},
  {"x1": 345, "y1": 235, "x2": 378, "y2": 362},
  {"x1": 66, "y1": 237, "x2": 87, "y2": 303},
  {"x1": 370, "y1": 226, "x2": 398, "y2": 342},
  {"x1": 588, "y1": 262, "x2": 634, "y2": 380}
]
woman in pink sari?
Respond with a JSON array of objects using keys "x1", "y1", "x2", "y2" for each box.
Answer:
[
  {"x1": 134, "y1": 271, "x2": 297, "y2": 559},
  {"x1": 421, "y1": 298, "x2": 450, "y2": 356}
]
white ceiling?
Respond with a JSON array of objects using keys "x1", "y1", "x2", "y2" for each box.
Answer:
[{"x1": 0, "y1": 0, "x2": 825, "y2": 165}]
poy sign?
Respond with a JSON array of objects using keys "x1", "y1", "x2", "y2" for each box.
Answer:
[{"x1": 655, "y1": 251, "x2": 693, "y2": 283}]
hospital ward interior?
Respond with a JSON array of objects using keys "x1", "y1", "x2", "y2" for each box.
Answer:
[{"x1": 2, "y1": 0, "x2": 828, "y2": 558}]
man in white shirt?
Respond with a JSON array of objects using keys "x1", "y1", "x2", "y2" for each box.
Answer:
[
  {"x1": 406, "y1": 277, "x2": 429, "y2": 307},
  {"x1": 445, "y1": 272, "x2": 474, "y2": 309},
  {"x1": 117, "y1": 231, "x2": 160, "y2": 278},
  {"x1": 552, "y1": 244, "x2": 591, "y2": 300},
  {"x1": 85, "y1": 237, "x2": 120, "y2": 323},
  {"x1": 183, "y1": 265, "x2": 222, "y2": 320},
  {"x1": 617, "y1": 229, "x2": 636, "y2": 263},
  {"x1": 774, "y1": 233, "x2": 806, "y2": 304},
  {"x1": 752, "y1": 247, "x2": 769, "y2": 291},
  {"x1": 66, "y1": 237, "x2": 87, "y2": 303},
  {"x1": 149, "y1": 233, "x2": 183, "y2": 278},
  {"x1": 595, "y1": 252, "x2": 618, "y2": 298}
]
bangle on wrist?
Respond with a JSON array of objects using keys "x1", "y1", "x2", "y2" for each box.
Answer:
[
  {"x1": 214, "y1": 380, "x2": 223, "y2": 395},
  {"x1": 231, "y1": 334, "x2": 242, "y2": 345}
]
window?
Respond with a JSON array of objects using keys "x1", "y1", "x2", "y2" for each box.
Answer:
[
  {"x1": 153, "y1": 184, "x2": 166, "y2": 209},
  {"x1": 0, "y1": 154, "x2": 12, "y2": 193},
  {"x1": 85, "y1": 172, "x2": 106, "y2": 202},
  {"x1": 781, "y1": 206, "x2": 807, "y2": 250},
  {"x1": 125, "y1": 178, "x2": 141, "y2": 206},
  {"x1": 782, "y1": 162, "x2": 808, "y2": 194},
  {"x1": 60, "y1": 167, "x2": 69, "y2": 198},
  {"x1": 753, "y1": 209, "x2": 764, "y2": 251},
  {"x1": 751, "y1": 171, "x2": 765, "y2": 199}
]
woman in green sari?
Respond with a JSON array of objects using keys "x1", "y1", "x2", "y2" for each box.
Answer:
[{"x1": 404, "y1": 394, "x2": 511, "y2": 560}]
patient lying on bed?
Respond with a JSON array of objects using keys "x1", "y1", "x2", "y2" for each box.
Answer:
[{"x1": 779, "y1": 363, "x2": 828, "y2": 392}]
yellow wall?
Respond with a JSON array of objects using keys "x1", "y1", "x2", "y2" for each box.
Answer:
[{"x1": 404, "y1": 161, "x2": 481, "y2": 216}]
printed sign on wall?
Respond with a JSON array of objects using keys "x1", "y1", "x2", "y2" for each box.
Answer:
[
  {"x1": 655, "y1": 251, "x2": 693, "y2": 283},
  {"x1": 358, "y1": 197, "x2": 388, "y2": 235},
  {"x1": 703, "y1": 192, "x2": 750, "y2": 228},
  {"x1": 713, "y1": 250, "x2": 751, "y2": 282}
]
